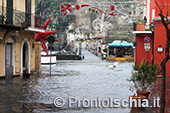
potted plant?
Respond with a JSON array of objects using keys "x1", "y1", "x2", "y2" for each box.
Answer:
[
  {"x1": 137, "y1": 19, "x2": 144, "y2": 24},
  {"x1": 21, "y1": 22, "x2": 26, "y2": 28},
  {"x1": 128, "y1": 58, "x2": 161, "y2": 98},
  {"x1": 145, "y1": 28, "x2": 151, "y2": 31},
  {"x1": 129, "y1": 95, "x2": 147, "y2": 109}
]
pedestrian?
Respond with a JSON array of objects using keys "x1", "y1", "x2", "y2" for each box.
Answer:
[{"x1": 82, "y1": 54, "x2": 85, "y2": 59}]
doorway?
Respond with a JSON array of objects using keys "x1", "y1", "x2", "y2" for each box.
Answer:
[
  {"x1": 22, "y1": 42, "x2": 29, "y2": 74},
  {"x1": 21, "y1": 39, "x2": 30, "y2": 75},
  {"x1": 5, "y1": 43, "x2": 13, "y2": 78}
]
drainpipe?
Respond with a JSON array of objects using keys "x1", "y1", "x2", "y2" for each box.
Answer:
[
  {"x1": 151, "y1": 20, "x2": 155, "y2": 65},
  {"x1": 151, "y1": 31, "x2": 154, "y2": 65},
  {"x1": 2, "y1": 0, "x2": 4, "y2": 24}
]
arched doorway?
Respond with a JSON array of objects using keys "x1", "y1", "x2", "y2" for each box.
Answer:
[
  {"x1": 23, "y1": 42, "x2": 29, "y2": 73},
  {"x1": 21, "y1": 39, "x2": 30, "y2": 75},
  {"x1": 3, "y1": 31, "x2": 20, "y2": 78}
]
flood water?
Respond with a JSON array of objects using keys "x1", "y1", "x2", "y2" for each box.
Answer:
[{"x1": 0, "y1": 50, "x2": 136, "y2": 113}]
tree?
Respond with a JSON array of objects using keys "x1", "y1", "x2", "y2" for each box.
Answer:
[{"x1": 155, "y1": 0, "x2": 170, "y2": 112}]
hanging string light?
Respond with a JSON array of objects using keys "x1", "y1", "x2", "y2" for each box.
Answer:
[{"x1": 60, "y1": 1, "x2": 144, "y2": 18}]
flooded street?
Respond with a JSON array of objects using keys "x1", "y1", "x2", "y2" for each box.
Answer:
[{"x1": 0, "y1": 50, "x2": 134, "y2": 113}]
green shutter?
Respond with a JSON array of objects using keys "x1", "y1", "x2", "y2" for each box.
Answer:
[{"x1": 6, "y1": 0, "x2": 13, "y2": 25}]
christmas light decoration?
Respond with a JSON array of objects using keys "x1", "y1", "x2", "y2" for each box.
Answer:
[
  {"x1": 35, "y1": 16, "x2": 60, "y2": 56},
  {"x1": 60, "y1": 1, "x2": 144, "y2": 18}
]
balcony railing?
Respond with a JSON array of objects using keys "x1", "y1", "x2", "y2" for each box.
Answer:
[{"x1": 0, "y1": 6, "x2": 38, "y2": 28}]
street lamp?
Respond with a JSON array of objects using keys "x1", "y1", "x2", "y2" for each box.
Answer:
[
  {"x1": 143, "y1": 16, "x2": 147, "y2": 25},
  {"x1": 150, "y1": 20, "x2": 155, "y2": 32},
  {"x1": 150, "y1": 20, "x2": 155, "y2": 65}
]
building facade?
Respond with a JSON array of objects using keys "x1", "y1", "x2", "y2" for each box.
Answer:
[
  {"x1": 0, "y1": 0, "x2": 44, "y2": 78},
  {"x1": 133, "y1": 0, "x2": 170, "y2": 76}
]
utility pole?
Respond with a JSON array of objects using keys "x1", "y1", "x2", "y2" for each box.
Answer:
[
  {"x1": 48, "y1": 36, "x2": 55, "y2": 76},
  {"x1": 50, "y1": 43, "x2": 52, "y2": 76},
  {"x1": 79, "y1": 41, "x2": 82, "y2": 56}
]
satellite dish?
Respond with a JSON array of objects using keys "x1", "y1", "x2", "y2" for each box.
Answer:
[{"x1": 92, "y1": 18, "x2": 103, "y2": 31}]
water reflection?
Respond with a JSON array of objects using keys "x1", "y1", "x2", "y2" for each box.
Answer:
[{"x1": 0, "y1": 50, "x2": 135, "y2": 113}]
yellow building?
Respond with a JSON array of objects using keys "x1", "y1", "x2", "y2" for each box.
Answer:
[{"x1": 0, "y1": 0, "x2": 45, "y2": 78}]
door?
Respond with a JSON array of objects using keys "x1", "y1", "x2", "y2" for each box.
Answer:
[
  {"x1": 23, "y1": 42, "x2": 29, "y2": 73},
  {"x1": 6, "y1": 0, "x2": 13, "y2": 24},
  {"x1": 5, "y1": 44, "x2": 13, "y2": 78}
]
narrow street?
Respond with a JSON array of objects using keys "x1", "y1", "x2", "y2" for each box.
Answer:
[{"x1": 0, "y1": 50, "x2": 134, "y2": 113}]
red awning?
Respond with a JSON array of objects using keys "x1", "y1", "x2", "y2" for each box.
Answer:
[{"x1": 94, "y1": 36, "x2": 105, "y2": 39}]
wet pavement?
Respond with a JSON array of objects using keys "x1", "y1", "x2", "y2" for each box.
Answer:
[{"x1": 0, "y1": 50, "x2": 159, "y2": 113}]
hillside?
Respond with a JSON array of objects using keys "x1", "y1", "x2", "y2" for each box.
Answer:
[{"x1": 35, "y1": 0, "x2": 144, "y2": 42}]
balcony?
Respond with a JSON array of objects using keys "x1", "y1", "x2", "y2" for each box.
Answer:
[
  {"x1": 0, "y1": 6, "x2": 45, "y2": 32},
  {"x1": 133, "y1": 22, "x2": 152, "y2": 34}
]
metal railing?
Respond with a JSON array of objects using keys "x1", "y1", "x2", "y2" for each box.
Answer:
[{"x1": 0, "y1": 6, "x2": 40, "y2": 28}]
